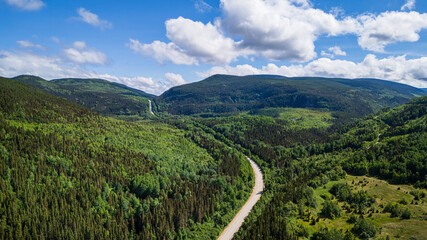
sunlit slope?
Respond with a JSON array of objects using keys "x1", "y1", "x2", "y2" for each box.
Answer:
[{"x1": 12, "y1": 75, "x2": 154, "y2": 117}]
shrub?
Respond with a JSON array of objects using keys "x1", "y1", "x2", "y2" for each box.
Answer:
[
  {"x1": 352, "y1": 218, "x2": 377, "y2": 239},
  {"x1": 320, "y1": 200, "x2": 342, "y2": 219}
]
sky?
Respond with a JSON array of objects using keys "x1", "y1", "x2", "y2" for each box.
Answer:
[{"x1": 1, "y1": 0, "x2": 427, "y2": 95}]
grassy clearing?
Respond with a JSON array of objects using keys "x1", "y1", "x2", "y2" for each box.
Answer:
[
  {"x1": 251, "y1": 107, "x2": 335, "y2": 128},
  {"x1": 300, "y1": 175, "x2": 427, "y2": 239}
]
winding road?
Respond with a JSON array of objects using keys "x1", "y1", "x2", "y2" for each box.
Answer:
[
  {"x1": 217, "y1": 156, "x2": 264, "y2": 240},
  {"x1": 148, "y1": 100, "x2": 154, "y2": 116}
]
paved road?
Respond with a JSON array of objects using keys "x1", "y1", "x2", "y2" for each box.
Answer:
[
  {"x1": 217, "y1": 156, "x2": 264, "y2": 240},
  {"x1": 148, "y1": 100, "x2": 154, "y2": 116}
]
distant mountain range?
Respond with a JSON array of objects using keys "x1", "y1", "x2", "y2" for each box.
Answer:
[
  {"x1": 12, "y1": 75, "x2": 154, "y2": 118},
  {"x1": 156, "y1": 74, "x2": 425, "y2": 117},
  {"x1": 6, "y1": 74, "x2": 426, "y2": 119}
]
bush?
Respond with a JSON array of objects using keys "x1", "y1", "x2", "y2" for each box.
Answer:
[
  {"x1": 330, "y1": 183, "x2": 352, "y2": 201},
  {"x1": 352, "y1": 218, "x2": 377, "y2": 239},
  {"x1": 320, "y1": 200, "x2": 342, "y2": 219},
  {"x1": 347, "y1": 214, "x2": 358, "y2": 224},
  {"x1": 311, "y1": 228, "x2": 345, "y2": 240},
  {"x1": 401, "y1": 208, "x2": 411, "y2": 219},
  {"x1": 410, "y1": 189, "x2": 426, "y2": 201}
]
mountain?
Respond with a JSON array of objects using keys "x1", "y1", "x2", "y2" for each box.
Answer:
[
  {"x1": 157, "y1": 74, "x2": 425, "y2": 117},
  {"x1": 421, "y1": 88, "x2": 427, "y2": 92},
  {"x1": 11, "y1": 75, "x2": 155, "y2": 118}
]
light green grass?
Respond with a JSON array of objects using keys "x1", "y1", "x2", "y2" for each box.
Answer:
[
  {"x1": 251, "y1": 107, "x2": 335, "y2": 128},
  {"x1": 303, "y1": 175, "x2": 427, "y2": 239}
]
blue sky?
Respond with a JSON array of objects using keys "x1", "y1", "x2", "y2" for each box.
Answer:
[{"x1": 0, "y1": 0, "x2": 427, "y2": 95}]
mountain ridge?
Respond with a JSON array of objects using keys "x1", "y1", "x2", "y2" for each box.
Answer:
[
  {"x1": 11, "y1": 75, "x2": 154, "y2": 118},
  {"x1": 157, "y1": 74, "x2": 425, "y2": 117}
]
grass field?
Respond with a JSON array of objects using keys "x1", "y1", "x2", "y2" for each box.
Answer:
[
  {"x1": 300, "y1": 175, "x2": 427, "y2": 239},
  {"x1": 250, "y1": 107, "x2": 335, "y2": 128}
]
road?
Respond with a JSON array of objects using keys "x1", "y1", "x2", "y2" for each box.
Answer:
[
  {"x1": 217, "y1": 156, "x2": 264, "y2": 240},
  {"x1": 148, "y1": 100, "x2": 154, "y2": 116}
]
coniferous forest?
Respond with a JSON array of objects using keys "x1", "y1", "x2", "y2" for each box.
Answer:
[{"x1": 1, "y1": 75, "x2": 426, "y2": 240}]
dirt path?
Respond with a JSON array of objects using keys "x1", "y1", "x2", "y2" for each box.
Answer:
[
  {"x1": 217, "y1": 156, "x2": 264, "y2": 240},
  {"x1": 148, "y1": 100, "x2": 154, "y2": 116}
]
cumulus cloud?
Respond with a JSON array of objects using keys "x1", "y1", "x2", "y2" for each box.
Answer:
[
  {"x1": 76, "y1": 8, "x2": 112, "y2": 29},
  {"x1": 199, "y1": 54, "x2": 427, "y2": 88},
  {"x1": 127, "y1": 39, "x2": 198, "y2": 65},
  {"x1": 0, "y1": 49, "x2": 181, "y2": 95},
  {"x1": 3, "y1": 0, "x2": 44, "y2": 10},
  {"x1": 17, "y1": 40, "x2": 46, "y2": 50},
  {"x1": 99, "y1": 73, "x2": 186, "y2": 95},
  {"x1": 129, "y1": 16, "x2": 252, "y2": 65},
  {"x1": 194, "y1": 0, "x2": 212, "y2": 12},
  {"x1": 219, "y1": 0, "x2": 359, "y2": 62},
  {"x1": 0, "y1": 50, "x2": 86, "y2": 79},
  {"x1": 356, "y1": 11, "x2": 427, "y2": 52},
  {"x1": 63, "y1": 41, "x2": 107, "y2": 65},
  {"x1": 165, "y1": 17, "x2": 250, "y2": 65},
  {"x1": 321, "y1": 46, "x2": 346, "y2": 58},
  {"x1": 133, "y1": 0, "x2": 427, "y2": 64},
  {"x1": 165, "y1": 72, "x2": 186, "y2": 85},
  {"x1": 401, "y1": 0, "x2": 416, "y2": 11}
]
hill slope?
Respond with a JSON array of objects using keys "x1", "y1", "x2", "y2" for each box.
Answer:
[
  {"x1": 231, "y1": 95, "x2": 427, "y2": 240},
  {"x1": 157, "y1": 74, "x2": 425, "y2": 117},
  {"x1": 0, "y1": 77, "x2": 253, "y2": 239},
  {"x1": 12, "y1": 75, "x2": 154, "y2": 118}
]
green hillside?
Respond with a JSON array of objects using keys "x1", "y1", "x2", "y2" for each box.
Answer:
[
  {"x1": 0, "y1": 77, "x2": 253, "y2": 239},
  {"x1": 157, "y1": 75, "x2": 425, "y2": 117},
  {"x1": 12, "y1": 75, "x2": 155, "y2": 118},
  {"x1": 222, "y1": 95, "x2": 426, "y2": 240}
]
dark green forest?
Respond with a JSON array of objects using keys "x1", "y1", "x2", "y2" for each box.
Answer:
[
  {"x1": 1, "y1": 74, "x2": 426, "y2": 239},
  {"x1": 156, "y1": 74, "x2": 424, "y2": 117},
  {"x1": 13, "y1": 75, "x2": 154, "y2": 118},
  {"x1": 0, "y1": 77, "x2": 253, "y2": 239}
]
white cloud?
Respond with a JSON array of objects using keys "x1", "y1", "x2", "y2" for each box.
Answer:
[
  {"x1": 17, "y1": 40, "x2": 46, "y2": 50},
  {"x1": 194, "y1": 0, "x2": 212, "y2": 12},
  {"x1": 133, "y1": 0, "x2": 427, "y2": 64},
  {"x1": 165, "y1": 17, "x2": 249, "y2": 65},
  {"x1": 165, "y1": 72, "x2": 186, "y2": 85},
  {"x1": 3, "y1": 0, "x2": 44, "y2": 10},
  {"x1": 199, "y1": 54, "x2": 427, "y2": 88},
  {"x1": 95, "y1": 73, "x2": 186, "y2": 95},
  {"x1": 0, "y1": 50, "x2": 86, "y2": 79},
  {"x1": 63, "y1": 41, "x2": 107, "y2": 65},
  {"x1": 127, "y1": 39, "x2": 198, "y2": 65},
  {"x1": 73, "y1": 41, "x2": 86, "y2": 49},
  {"x1": 76, "y1": 8, "x2": 112, "y2": 29},
  {"x1": 356, "y1": 11, "x2": 427, "y2": 52},
  {"x1": 401, "y1": 0, "x2": 416, "y2": 11},
  {"x1": 220, "y1": 0, "x2": 359, "y2": 62},
  {"x1": 0, "y1": 49, "x2": 180, "y2": 95},
  {"x1": 321, "y1": 46, "x2": 346, "y2": 58}
]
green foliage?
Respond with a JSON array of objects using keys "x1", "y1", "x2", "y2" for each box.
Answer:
[
  {"x1": 383, "y1": 202, "x2": 412, "y2": 219},
  {"x1": 410, "y1": 189, "x2": 426, "y2": 200},
  {"x1": 352, "y1": 218, "x2": 377, "y2": 239},
  {"x1": 157, "y1": 74, "x2": 424, "y2": 117},
  {"x1": 311, "y1": 228, "x2": 345, "y2": 240},
  {"x1": 0, "y1": 77, "x2": 253, "y2": 239},
  {"x1": 12, "y1": 75, "x2": 154, "y2": 117},
  {"x1": 320, "y1": 200, "x2": 342, "y2": 219}
]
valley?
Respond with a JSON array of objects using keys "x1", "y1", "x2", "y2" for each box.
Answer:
[{"x1": 0, "y1": 74, "x2": 426, "y2": 240}]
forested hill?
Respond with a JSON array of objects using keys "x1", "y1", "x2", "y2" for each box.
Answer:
[
  {"x1": 0, "y1": 77, "x2": 254, "y2": 239},
  {"x1": 11, "y1": 75, "x2": 154, "y2": 118},
  {"x1": 157, "y1": 74, "x2": 425, "y2": 117},
  {"x1": 229, "y1": 95, "x2": 426, "y2": 240}
]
